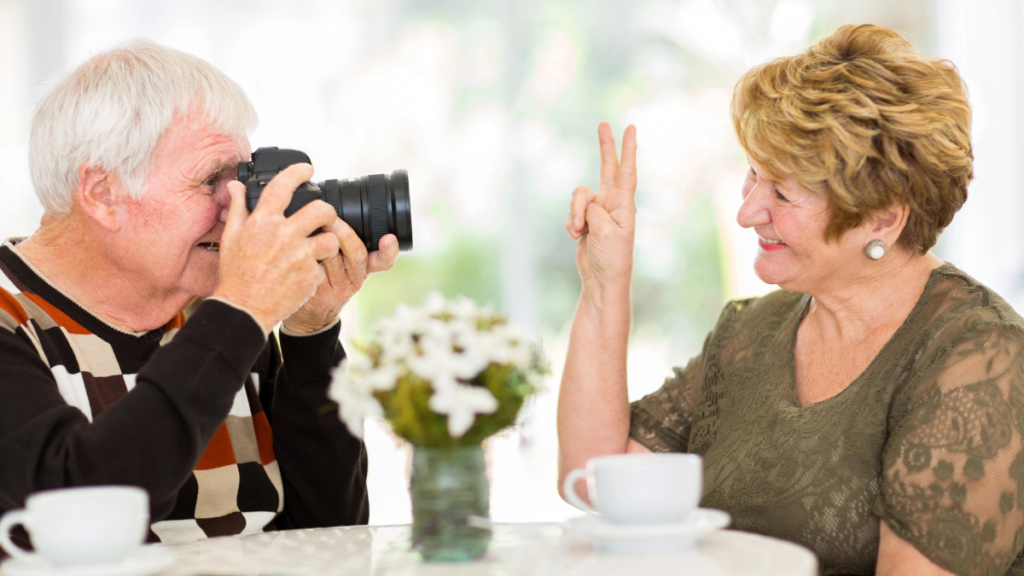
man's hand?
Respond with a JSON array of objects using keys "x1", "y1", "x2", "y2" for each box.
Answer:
[
  {"x1": 213, "y1": 163, "x2": 394, "y2": 335},
  {"x1": 282, "y1": 222, "x2": 399, "y2": 335}
]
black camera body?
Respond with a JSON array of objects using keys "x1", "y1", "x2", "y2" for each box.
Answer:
[{"x1": 237, "y1": 147, "x2": 413, "y2": 252}]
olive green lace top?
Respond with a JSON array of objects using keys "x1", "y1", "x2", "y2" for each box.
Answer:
[{"x1": 630, "y1": 264, "x2": 1024, "y2": 576}]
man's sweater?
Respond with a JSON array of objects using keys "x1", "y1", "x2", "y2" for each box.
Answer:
[{"x1": 0, "y1": 242, "x2": 368, "y2": 544}]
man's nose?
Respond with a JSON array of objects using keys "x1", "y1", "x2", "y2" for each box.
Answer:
[{"x1": 736, "y1": 181, "x2": 772, "y2": 229}]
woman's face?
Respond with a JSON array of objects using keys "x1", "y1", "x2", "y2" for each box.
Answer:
[{"x1": 736, "y1": 158, "x2": 869, "y2": 295}]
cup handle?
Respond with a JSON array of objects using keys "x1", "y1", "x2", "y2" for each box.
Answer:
[
  {"x1": 562, "y1": 468, "x2": 597, "y2": 513},
  {"x1": 0, "y1": 509, "x2": 40, "y2": 564}
]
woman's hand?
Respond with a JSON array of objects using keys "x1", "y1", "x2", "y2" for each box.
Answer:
[{"x1": 566, "y1": 122, "x2": 637, "y2": 301}]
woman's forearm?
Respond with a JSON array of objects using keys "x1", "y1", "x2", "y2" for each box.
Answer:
[
  {"x1": 558, "y1": 122, "x2": 639, "y2": 499},
  {"x1": 557, "y1": 283, "x2": 632, "y2": 494}
]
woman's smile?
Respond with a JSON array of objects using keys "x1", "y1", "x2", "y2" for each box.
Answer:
[{"x1": 758, "y1": 235, "x2": 787, "y2": 251}]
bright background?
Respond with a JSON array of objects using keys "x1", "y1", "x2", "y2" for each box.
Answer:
[{"x1": 1, "y1": 0, "x2": 1021, "y2": 525}]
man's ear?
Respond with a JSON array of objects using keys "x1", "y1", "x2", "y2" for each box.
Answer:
[{"x1": 74, "y1": 164, "x2": 126, "y2": 233}]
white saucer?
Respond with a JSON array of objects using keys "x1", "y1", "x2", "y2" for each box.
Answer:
[
  {"x1": 566, "y1": 508, "x2": 731, "y2": 554},
  {"x1": 0, "y1": 546, "x2": 174, "y2": 576}
]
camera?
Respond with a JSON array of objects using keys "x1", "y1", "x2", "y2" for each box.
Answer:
[{"x1": 237, "y1": 147, "x2": 413, "y2": 252}]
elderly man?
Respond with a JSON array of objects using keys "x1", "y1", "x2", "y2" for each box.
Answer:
[{"x1": 0, "y1": 41, "x2": 398, "y2": 543}]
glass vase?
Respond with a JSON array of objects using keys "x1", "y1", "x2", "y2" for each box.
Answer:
[{"x1": 410, "y1": 444, "x2": 491, "y2": 561}]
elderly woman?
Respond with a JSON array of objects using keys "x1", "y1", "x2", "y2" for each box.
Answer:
[
  {"x1": 0, "y1": 41, "x2": 398, "y2": 543},
  {"x1": 559, "y1": 24, "x2": 1024, "y2": 576}
]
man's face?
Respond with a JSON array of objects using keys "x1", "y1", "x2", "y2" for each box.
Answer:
[{"x1": 114, "y1": 112, "x2": 250, "y2": 300}]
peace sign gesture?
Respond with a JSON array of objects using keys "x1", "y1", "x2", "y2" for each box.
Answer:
[{"x1": 565, "y1": 122, "x2": 638, "y2": 296}]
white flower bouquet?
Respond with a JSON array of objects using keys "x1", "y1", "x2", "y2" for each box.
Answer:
[{"x1": 329, "y1": 293, "x2": 546, "y2": 447}]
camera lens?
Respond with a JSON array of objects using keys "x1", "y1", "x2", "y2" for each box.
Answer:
[
  {"x1": 239, "y1": 147, "x2": 412, "y2": 253},
  {"x1": 320, "y1": 170, "x2": 413, "y2": 252}
]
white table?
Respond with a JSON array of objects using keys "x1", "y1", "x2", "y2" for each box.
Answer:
[{"x1": 156, "y1": 523, "x2": 817, "y2": 576}]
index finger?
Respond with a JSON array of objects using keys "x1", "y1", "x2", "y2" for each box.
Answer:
[
  {"x1": 332, "y1": 218, "x2": 369, "y2": 280},
  {"x1": 616, "y1": 125, "x2": 638, "y2": 192},
  {"x1": 597, "y1": 122, "x2": 619, "y2": 190},
  {"x1": 251, "y1": 163, "x2": 315, "y2": 215}
]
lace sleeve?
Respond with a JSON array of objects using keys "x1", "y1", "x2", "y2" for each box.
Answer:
[
  {"x1": 628, "y1": 334, "x2": 709, "y2": 453},
  {"x1": 875, "y1": 315, "x2": 1024, "y2": 576}
]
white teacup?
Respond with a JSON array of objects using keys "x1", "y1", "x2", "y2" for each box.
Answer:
[
  {"x1": 0, "y1": 486, "x2": 149, "y2": 566},
  {"x1": 563, "y1": 453, "x2": 702, "y2": 524}
]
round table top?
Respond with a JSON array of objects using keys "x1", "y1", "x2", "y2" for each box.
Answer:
[{"x1": 152, "y1": 522, "x2": 817, "y2": 576}]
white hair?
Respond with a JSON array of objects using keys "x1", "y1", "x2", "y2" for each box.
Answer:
[{"x1": 29, "y1": 39, "x2": 258, "y2": 214}]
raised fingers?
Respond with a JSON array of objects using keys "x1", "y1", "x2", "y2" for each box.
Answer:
[
  {"x1": 617, "y1": 125, "x2": 638, "y2": 192},
  {"x1": 253, "y1": 163, "x2": 315, "y2": 215},
  {"x1": 567, "y1": 185, "x2": 597, "y2": 240},
  {"x1": 597, "y1": 121, "x2": 619, "y2": 190}
]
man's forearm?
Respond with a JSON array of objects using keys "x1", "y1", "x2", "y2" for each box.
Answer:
[
  {"x1": 0, "y1": 300, "x2": 266, "y2": 519},
  {"x1": 272, "y1": 324, "x2": 369, "y2": 528}
]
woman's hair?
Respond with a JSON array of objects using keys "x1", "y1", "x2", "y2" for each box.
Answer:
[
  {"x1": 30, "y1": 40, "x2": 258, "y2": 214},
  {"x1": 731, "y1": 24, "x2": 972, "y2": 253}
]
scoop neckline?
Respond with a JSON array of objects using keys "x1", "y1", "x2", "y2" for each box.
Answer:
[{"x1": 784, "y1": 262, "x2": 954, "y2": 410}]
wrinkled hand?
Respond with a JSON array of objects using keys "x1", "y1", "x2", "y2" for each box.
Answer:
[
  {"x1": 565, "y1": 122, "x2": 637, "y2": 295},
  {"x1": 212, "y1": 163, "x2": 397, "y2": 335},
  {"x1": 282, "y1": 222, "x2": 399, "y2": 335}
]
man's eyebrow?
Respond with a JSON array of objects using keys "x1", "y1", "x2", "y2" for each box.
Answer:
[{"x1": 194, "y1": 160, "x2": 236, "y2": 181}]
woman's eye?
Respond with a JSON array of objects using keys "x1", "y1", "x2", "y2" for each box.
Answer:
[{"x1": 775, "y1": 190, "x2": 788, "y2": 202}]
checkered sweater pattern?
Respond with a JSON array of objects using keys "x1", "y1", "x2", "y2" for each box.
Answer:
[{"x1": 0, "y1": 242, "x2": 369, "y2": 545}]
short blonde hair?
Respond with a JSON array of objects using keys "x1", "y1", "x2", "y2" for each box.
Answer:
[
  {"x1": 731, "y1": 24, "x2": 972, "y2": 253},
  {"x1": 30, "y1": 40, "x2": 258, "y2": 214}
]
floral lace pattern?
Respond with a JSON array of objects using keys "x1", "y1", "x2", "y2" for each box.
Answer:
[{"x1": 630, "y1": 264, "x2": 1024, "y2": 576}]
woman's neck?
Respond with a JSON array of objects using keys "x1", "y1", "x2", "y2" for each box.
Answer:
[
  {"x1": 791, "y1": 250, "x2": 943, "y2": 406},
  {"x1": 803, "y1": 250, "x2": 944, "y2": 345}
]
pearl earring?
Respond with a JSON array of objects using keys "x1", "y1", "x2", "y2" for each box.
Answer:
[{"x1": 864, "y1": 240, "x2": 886, "y2": 261}]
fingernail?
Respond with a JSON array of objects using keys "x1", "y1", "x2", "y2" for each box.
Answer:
[
  {"x1": 329, "y1": 218, "x2": 342, "y2": 232},
  {"x1": 219, "y1": 208, "x2": 229, "y2": 222},
  {"x1": 573, "y1": 216, "x2": 581, "y2": 229}
]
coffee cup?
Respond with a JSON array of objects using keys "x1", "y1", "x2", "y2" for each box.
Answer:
[
  {"x1": 0, "y1": 486, "x2": 149, "y2": 566},
  {"x1": 562, "y1": 453, "x2": 702, "y2": 524}
]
